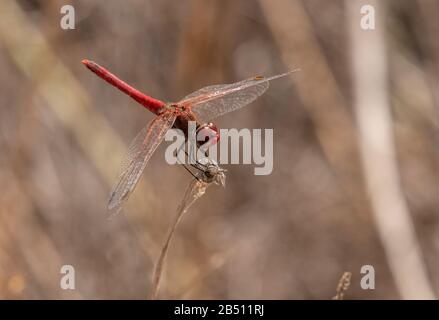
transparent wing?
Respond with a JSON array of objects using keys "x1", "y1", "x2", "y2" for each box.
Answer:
[
  {"x1": 180, "y1": 70, "x2": 297, "y2": 123},
  {"x1": 108, "y1": 111, "x2": 177, "y2": 215}
]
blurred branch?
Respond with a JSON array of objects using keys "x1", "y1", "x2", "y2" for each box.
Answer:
[
  {"x1": 0, "y1": 168, "x2": 84, "y2": 298},
  {"x1": 347, "y1": 0, "x2": 435, "y2": 299},
  {"x1": 417, "y1": 0, "x2": 439, "y2": 111},
  {"x1": 0, "y1": 0, "x2": 159, "y2": 265},
  {"x1": 258, "y1": 0, "x2": 368, "y2": 210}
]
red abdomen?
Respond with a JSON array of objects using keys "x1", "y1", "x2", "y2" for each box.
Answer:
[{"x1": 82, "y1": 59, "x2": 165, "y2": 115}]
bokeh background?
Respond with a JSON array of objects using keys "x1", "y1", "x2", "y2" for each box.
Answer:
[{"x1": 1, "y1": 0, "x2": 438, "y2": 299}]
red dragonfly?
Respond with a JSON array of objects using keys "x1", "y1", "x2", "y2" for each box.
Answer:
[{"x1": 82, "y1": 59, "x2": 296, "y2": 213}]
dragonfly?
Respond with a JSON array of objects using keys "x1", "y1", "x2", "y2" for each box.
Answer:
[{"x1": 82, "y1": 59, "x2": 297, "y2": 214}]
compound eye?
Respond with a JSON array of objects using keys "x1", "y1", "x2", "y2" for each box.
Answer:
[{"x1": 196, "y1": 123, "x2": 220, "y2": 147}]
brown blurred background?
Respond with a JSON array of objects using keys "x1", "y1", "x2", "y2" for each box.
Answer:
[{"x1": 0, "y1": 0, "x2": 438, "y2": 299}]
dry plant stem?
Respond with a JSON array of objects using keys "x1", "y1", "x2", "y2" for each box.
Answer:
[
  {"x1": 332, "y1": 272, "x2": 352, "y2": 300},
  {"x1": 150, "y1": 206, "x2": 185, "y2": 300},
  {"x1": 150, "y1": 179, "x2": 209, "y2": 299},
  {"x1": 348, "y1": 0, "x2": 435, "y2": 299}
]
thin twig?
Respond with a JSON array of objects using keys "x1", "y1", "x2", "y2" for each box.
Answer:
[
  {"x1": 149, "y1": 203, "x2": 186, "y2": 300},
  {"x1": 150, "y1": 179, "x2": 208, "y2": 299},
  {"x1": 332, "y1": 272, "x2": 352, "y2": 300}
]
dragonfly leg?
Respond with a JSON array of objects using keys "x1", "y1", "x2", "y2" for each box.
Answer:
[
  {"x1": 178, "y1": 159, "x2": 202, "y2": 182},
  {"x1": 184, "y1": 150, "x2": 210, "y2": 173},
  {"x1": 179, "y1": 141, "x2": 210, "y2": 175}
]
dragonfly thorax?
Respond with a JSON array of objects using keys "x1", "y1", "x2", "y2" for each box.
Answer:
[{"x1": 167, "y1": 102, "x2": 187, "y2": 113}]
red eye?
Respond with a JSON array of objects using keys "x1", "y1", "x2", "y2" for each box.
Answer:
[{"x1": 197, "y1": 122, "x2": 220, "y2": 147}]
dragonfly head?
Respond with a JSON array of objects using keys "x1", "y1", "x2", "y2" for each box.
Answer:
[
  {"x1": 196, "y1": 122, "x2": 220, "y2": 149},
  {"x1": 197, "y1": 157, "x2": 226, "y2": 187}
]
